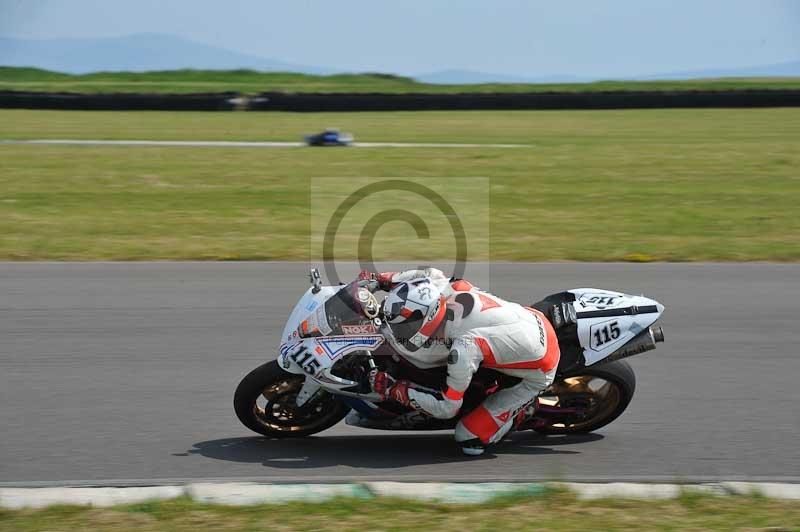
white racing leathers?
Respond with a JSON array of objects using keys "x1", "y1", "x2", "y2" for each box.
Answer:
[{"x1": 381, "y1": 268, "x2": 561, "y2": 446}]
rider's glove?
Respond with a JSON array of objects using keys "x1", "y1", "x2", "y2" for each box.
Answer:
[
  {"x1": 369, "y1": 369, "x2": 411, "y2": 406},
  {"x1": 375, "y1": 272, "x2": 396, "y2": 291},
  {"x1": 357, "y1": 269, "x2": 375, "y2": 282},
  {"x1": 354, "y1": 269, "x2": 381, "y2": 294}
]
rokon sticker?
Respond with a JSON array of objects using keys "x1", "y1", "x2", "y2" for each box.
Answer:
[{"x1": 341, "y1": 323, "x2": 378, "y2": 335}]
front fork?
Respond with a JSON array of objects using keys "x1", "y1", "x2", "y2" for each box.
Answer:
[{"x1": 295, "y1": 379, "x2": 323, "y2": 407}]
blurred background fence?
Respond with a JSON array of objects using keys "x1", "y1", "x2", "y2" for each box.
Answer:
[
  {"x1": 2, "y1": 89, "x2": 799, "y2": 111},
  {"x1": 0, "y1": 91, "x2": 239, "y2": 111}
]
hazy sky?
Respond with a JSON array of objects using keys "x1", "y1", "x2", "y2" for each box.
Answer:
[{"x1": 1, "y1": 0, "x2": 798, "y2": 76}]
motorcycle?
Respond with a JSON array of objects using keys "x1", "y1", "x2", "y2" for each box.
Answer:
[{"x1": 234, "y1": 268, "x2": 665, "y2": 439}]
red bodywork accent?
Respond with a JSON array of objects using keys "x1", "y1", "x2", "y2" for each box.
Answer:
[
  {"x1": 444, "y1": 387, "x2": 465, "y2": 401},
  {"x1": 418, "y1": 296, "x2": 447, "y2": 337},
  {"x1": 474, "y1": 336, "x2": 495, "y2": 361},
  {"x1": 450, "y1": 279, "x2": 474, "y2": 292},
  {"x1": 524, "y1": 307, "x2": 561, "y2": 372},
  {"x1": 376, "y1": 272, "x2": 397, "y2": 290},
  {"x1": 460, "y1": 405, "x2": 500, "y2": 444},
  {"x1": 478, "y1": 293, "x2": 501, "y2": 312}
]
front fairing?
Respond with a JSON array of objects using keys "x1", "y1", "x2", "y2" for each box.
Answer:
[
  {"x1": 279, "y1": 285, "x2": 339, "y2": 348},
  {"x1": 277, "y1": 284, "x2": 385, "y2": 399}
]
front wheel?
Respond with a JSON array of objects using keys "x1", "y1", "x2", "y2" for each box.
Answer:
[
  {"x1": 234, "y1": 361, "x2": 350, "y2": 437},
  {"x1": 532, "y1": 359, "x2": 636, "y2": 435}
]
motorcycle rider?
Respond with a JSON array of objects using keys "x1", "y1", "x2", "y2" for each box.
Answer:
[{"x1": 359, "y1": 267, "x2": 561, "y2": 455}]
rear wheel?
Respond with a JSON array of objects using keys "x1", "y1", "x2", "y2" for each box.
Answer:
[
  {"x1": 234, "y1": 361, "x2": 350, "y2": 437},
  {"x1": 532, "y1": 360, "x2": 636, "y2": 435}
]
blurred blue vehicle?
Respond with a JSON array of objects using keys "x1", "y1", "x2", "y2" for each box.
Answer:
[{"x1": 304, "y1": 128, "x2": 354, "y2": 146}]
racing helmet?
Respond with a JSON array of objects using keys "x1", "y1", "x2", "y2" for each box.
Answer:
[{"x1": 382, "y1": 278, "x2": 446, "y2": 348}]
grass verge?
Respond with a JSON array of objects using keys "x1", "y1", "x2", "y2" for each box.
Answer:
[
  {"x1": 1, "y1": 108, "x2": 798, "y2": 261},
  {"x1": 2, "y1": 67, "x2": 800, "y2": 94},
  {"x1": 1, "y1": 492, "x2": 799, "y2": 531}
]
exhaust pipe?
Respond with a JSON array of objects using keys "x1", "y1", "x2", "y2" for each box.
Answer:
[
  {"x1": 602, "y1": 326, "x2": 664, "y2": 364},
  {"x1": 652, "y1": 326, "x2": 665, "y2": 343}
]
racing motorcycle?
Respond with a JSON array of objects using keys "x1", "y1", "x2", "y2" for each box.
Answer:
[{"x1": 234, "y1": 269, "x2": 665, "y2": 439}]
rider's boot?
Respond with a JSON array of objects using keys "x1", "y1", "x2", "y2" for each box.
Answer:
[{"x1": 460, "y1": 438, "x2": 486, "y2": 456}]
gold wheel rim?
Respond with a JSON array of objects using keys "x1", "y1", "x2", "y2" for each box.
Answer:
[{"x1": 544, "y1": 375, "x2": 622, "y2": 431}]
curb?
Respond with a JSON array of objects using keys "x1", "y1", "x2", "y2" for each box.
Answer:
[
  {"x1": 1, "y1": 482, "x2": 799, "y2": 509},
  {"x1": 367, "y1": 482, "x2": 546, "y2": 503},
  {"x1": 0, "y1": 486, "x2": 185, "y2": 510},
  {"x1": 186, "y1": 483, "x2": 371, "y2": 505}
]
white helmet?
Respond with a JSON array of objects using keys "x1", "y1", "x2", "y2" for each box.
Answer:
[{"x1": 382, "y1": 278, "x2": 446, "y2": 350}]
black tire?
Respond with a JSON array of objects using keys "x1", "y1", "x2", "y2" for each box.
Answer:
[
  {"x1": 234, "y1": 360, "x2": 350, "y2": 438},
  {"x1": 533, "y1": 359, "x2": 636, "y2": 435}
]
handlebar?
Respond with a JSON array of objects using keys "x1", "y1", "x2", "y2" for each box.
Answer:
[{"x1": 309, "y1": 268, "x2": 322, "y2": 294}]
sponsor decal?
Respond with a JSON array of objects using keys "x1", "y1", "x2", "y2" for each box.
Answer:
[
  {"x1": 577, "y1": 293, "x2": 624, "y2": 309},
  {"x1": 536, "y1": 316, "x2": 546, "y2": 347},
  {"x1": 297, "y1": 305, "x2": 333, "y2": 338},
  {"x1": 552, "y1": 305, "x2": 563, "y2": 326},
  {"x1": 305, "y1": 300, "x2": 318, "y2": 312},
  {"x1": 315, "y1": 335, "x2": 384, "y2": 360},
  {"x1": 341, "y1": 323, "x2": 378, "y2": 335},
  {"x1": 409, "y1": 397, "x2": 428, "y2": 414},
  {"x1": 315, "y1": 305, "x2": 333, "y2": 335},
  {"x1": 278, "y1": 342, "x2": 296, "y2": 369},
  {"x1": 417, "y1": 286, "x2": 432, "y2": 301},
  {"x1": 428, "y1": 299, "x2": 441, "y2": 319},
  {"x1": 279, "y1": 342, "x2": 294, "y2": 357}
]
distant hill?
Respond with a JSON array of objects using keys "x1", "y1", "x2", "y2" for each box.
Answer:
[
  {"x1": 2, "y1": 67, "x2": 799, "y2": 95},
  {"x1": 0, "y1": 33, "x2": 797, "y2": 83},
  {"x1": 418, "y1": 62, "x2": 800, "y2": 84},
  {"x1": 638, "y1": 60, "x2": 800, "y2": 80},
  {"x1": 0, "y1": 33, "x2": 331, "y2": 75},
  {"x1": 415, "y1": 69, "x2": 587, "y2": 84}
]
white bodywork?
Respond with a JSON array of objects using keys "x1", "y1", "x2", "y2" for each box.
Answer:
[
  {"x1": 277, "y1": 287, "x2": 384, "y2": 400},
  {"x1": 567, "y1": 288, "x2": 664, "y2": 366},
  {"x1": 276, "y1": 283, "x2": 664, "y2": 397}
]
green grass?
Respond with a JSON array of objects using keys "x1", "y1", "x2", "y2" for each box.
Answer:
[
  {"x1": 1, "y1": 493, "x2": 799, "y2": 531},
  {"x1": 1, "y1": 108, "x2": 798, "y2": 261},
  {"x1": 2, "y1": 66, "x2": 800, "y2": 94}
]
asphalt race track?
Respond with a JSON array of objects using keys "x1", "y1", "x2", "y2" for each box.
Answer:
[{"x1": 1, "y1": 262, "x2": 798, "y2": 486}]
